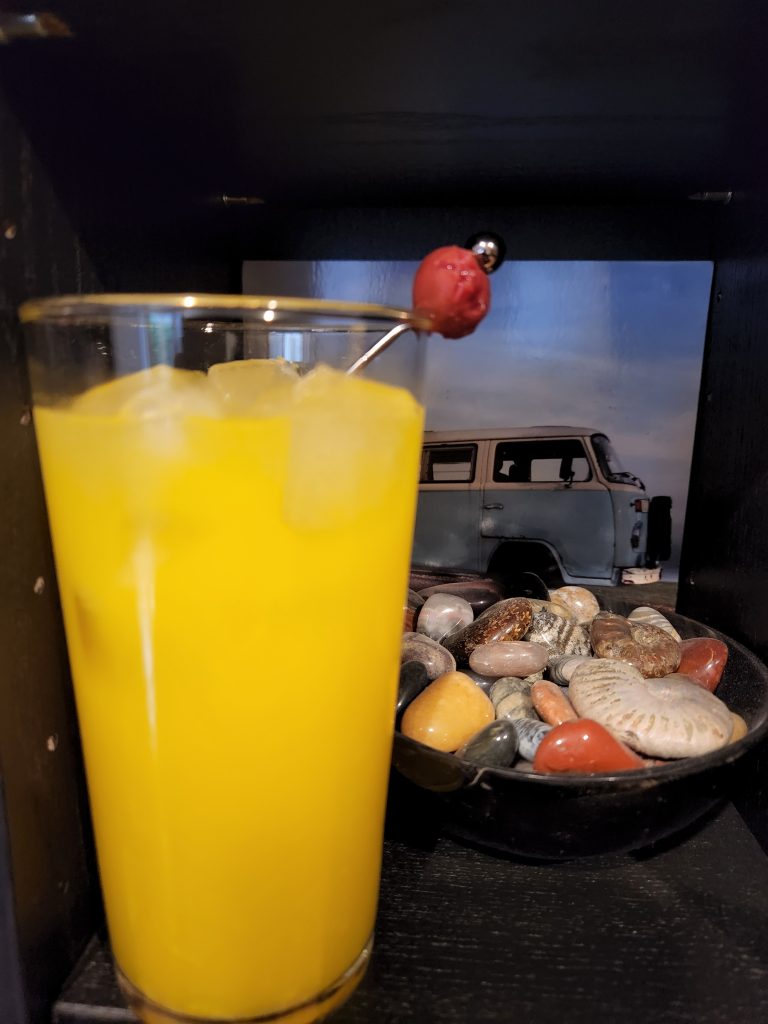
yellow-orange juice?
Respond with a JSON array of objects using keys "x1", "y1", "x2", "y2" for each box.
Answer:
[{"x1": 34, "y1": 362, "x2": 423, "y2": 1021}]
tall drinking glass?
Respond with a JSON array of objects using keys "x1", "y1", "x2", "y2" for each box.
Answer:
[{"x1": 21, "y1": 295, "x2": 428, "y2": 1024}]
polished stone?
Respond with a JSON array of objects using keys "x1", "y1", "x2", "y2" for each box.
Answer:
[
  {"x1": 407, "y1": 589, "x2": 426, "y2": 610},
  {"x1": 548, "y1": 586, "x2": 601, "y2": 625},
  {"x1": 531, "y1": 680, "x2": 578, "y2": 726},
  {"x1": 525, "y1": 607, "x2": 591, "y2": 659},
  {"x1": 590, "y1": 611, "x2": 681, "y2": 678},
  {"x1": 512, "y1": 718, "x2": 553, "y2": 761},
  {"x1": 468, "y1": 640, "x2": 548, "y2": 678},
  {"x1": 548, "y1": 654, "x2": 595, "y2": 685},
  {"x1": 627, "y1": 605, "x2": 682, "y2": 642},
  {"x1": 520, "y1": 671, "x2": 545, "y2": 683},
  {"x1": 396, "y1": 662, "x2": 430, "y2": 718},
  {"x1": 533, "y1": 718, "x2": 646, "y2": 774},
  {"x1": 490, "y1": 676, "x2": 532, "y2": 710},
  {"x1": 443, "y1": 598, "x2": 533, "y2": 666},
  {"x1": 569, "y1": 658, "x2": 733, "y2": 758},
  {"x1": 528, "y1": 599, "x2": 576, "y2": 623},
  {"x1": 401, "y1": 632, "x2": 456, "y2": 680},
  {"x1": 495, "y1": 689, "x2": 537, "y2": 722},
  {"x1": 403, "y1": 607, "x2": 417, "y2": 633},
  {"x1": 417, "y1": 578, "x2": 506, "y2": 614},
  {"x1": 730, "y1": 712, "x2": 748, "y2": 743},
  {"x1": 493, "y1": 679, "x2": 536, "y2": 720},
  {"x1": 462, "y1": 669, "x2": 497, "y2": 695},
  {"x1": 400, "y1": 670, "x2": 495, "y2": 752},
  {"x1": 417, "y1": 593, "x2": 474, "y2": 643},
  {"x1": 410, "y1": 569, "x2": 481, "y2": 592},
  {"x1": 455, "y1": 720, "x2": 519, "y2": 767},
  {"x1": 677, "y1": 637, "x2": 729, "y2": 692}
]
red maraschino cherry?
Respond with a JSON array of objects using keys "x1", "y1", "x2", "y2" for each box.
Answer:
[{"x1": 412, "y1": 245, "x2": 491, "y2": 339}]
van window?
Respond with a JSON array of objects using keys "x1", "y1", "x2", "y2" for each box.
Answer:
[
  {"x1": 492, "y1": 439, "x2": 592, "y2": 483},
  {"x1": 591, "y1": 433, "x2": 645, "y2": 489},
  {"x1": 421, "y1": 445, "x2": 477, "y2": 483}
]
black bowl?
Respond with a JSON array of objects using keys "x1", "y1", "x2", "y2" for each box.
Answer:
[{"x1": 391, "y1": 600, "x2": 768, "y2": 859}]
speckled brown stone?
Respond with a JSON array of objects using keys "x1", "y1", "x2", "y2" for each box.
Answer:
[
  {"x1": 590, "y1": 611, "x2": 681, "y2": 678},
  {"x1": 442, "y1": 598, "x2": 533, "y2": 667}
]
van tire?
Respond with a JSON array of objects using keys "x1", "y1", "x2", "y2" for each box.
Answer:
[{"x1": 487, "y1": 543, "x2": 564, "y2": 591}]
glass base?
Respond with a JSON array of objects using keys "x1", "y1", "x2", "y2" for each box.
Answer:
[{"x1": 116, "y1": 935, "x2": 372, "y2": 1024}]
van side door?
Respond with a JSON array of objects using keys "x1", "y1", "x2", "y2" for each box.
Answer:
[
  {"x1": 480, "y1": 436, "x2": 615, "y2": 580},
  {"x1": 412, "y1": 442, "x2": 487, "y2": 573}
]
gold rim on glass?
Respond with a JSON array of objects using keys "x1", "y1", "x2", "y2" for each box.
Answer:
[{"x1": 19, "y1": 293, "x2": 433, "y2": 330}]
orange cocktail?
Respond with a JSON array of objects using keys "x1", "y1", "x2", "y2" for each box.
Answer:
[{"x1": 23, "y1": 297, "x2": 426, "y2": 1024}]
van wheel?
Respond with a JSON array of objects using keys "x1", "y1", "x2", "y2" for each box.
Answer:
[{"x1": 487, "y1": 544, "x2": 564, "y2": 592}]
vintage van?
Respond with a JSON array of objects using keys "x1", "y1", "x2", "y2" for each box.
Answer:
[{"x1": 412, "y1": 427, "x2": 671, "y2": 586}]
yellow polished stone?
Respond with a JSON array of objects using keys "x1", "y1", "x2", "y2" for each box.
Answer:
[{"x1": 401, "y1": 671, "x2": 494, "y2": 752}]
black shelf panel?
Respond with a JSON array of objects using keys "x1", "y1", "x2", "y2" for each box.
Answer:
[{"x1": 55, "y1": 802, "x2": 768, "y2": 1024}]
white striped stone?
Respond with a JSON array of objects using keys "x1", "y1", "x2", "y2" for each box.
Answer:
[
  {"x1": 569, "y1": 658, "x2": 733, "y2": 758},
  {"x1": 627, "y1": 606, "x2": 682, "y2": 643},
  {"x1": 548, "y1": 654, "x2": 595, "y2": 685}
]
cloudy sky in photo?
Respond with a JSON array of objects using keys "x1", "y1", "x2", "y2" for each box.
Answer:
[{"x1": 245, "y1": 259, "x2": 713, "y2": 575}]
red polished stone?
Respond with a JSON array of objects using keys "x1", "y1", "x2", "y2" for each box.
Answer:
[
  {"x1": 533, "y1": 719, "x2": 646, "y2": 774},
  {"x1": 677, "y1": 637, "x2": 729, "y2": 692}
]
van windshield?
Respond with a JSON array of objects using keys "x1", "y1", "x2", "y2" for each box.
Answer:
[{"x1": 591, "y1": 434, "x2": 644, "y2": 489}]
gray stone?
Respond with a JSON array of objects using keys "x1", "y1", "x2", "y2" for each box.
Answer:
[
  {"x1": 455, "y1": 720, "x2": 519, "y2": 768},
  {"x1": 490, "y1": 676, "x2": 532, "y2": 710},
  {"x1": 400, "y1": 632, "x2": 456, "y2": 680},
  {"x1": 396, "y1": 662, "x2": 430, "y2": 718},
  {"x1": 512, "y1": 718, "x2": 553, "y2": 761}
]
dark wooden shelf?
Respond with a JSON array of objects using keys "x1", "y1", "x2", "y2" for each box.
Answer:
[{"x1": 54, "y1": 801, "x2": 768, "y2": 1024}]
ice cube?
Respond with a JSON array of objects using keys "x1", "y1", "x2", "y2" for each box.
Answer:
[
  {"x1": 72, "y1": 364, "x2": 223, "y2": 418},
  {"x1": 284, "y1": 365, "x2": 421, "y2": 529},
  {"x1": 293, "y1": 364, "x2": 418, "y2": 421},
  {"x1": 207, "y1": 358, "x2": 299, "y2": 416}
]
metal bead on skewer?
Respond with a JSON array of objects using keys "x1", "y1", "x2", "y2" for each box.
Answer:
[{"x1": 464, "y1": 232, "x2": 507, "y2": 274}]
